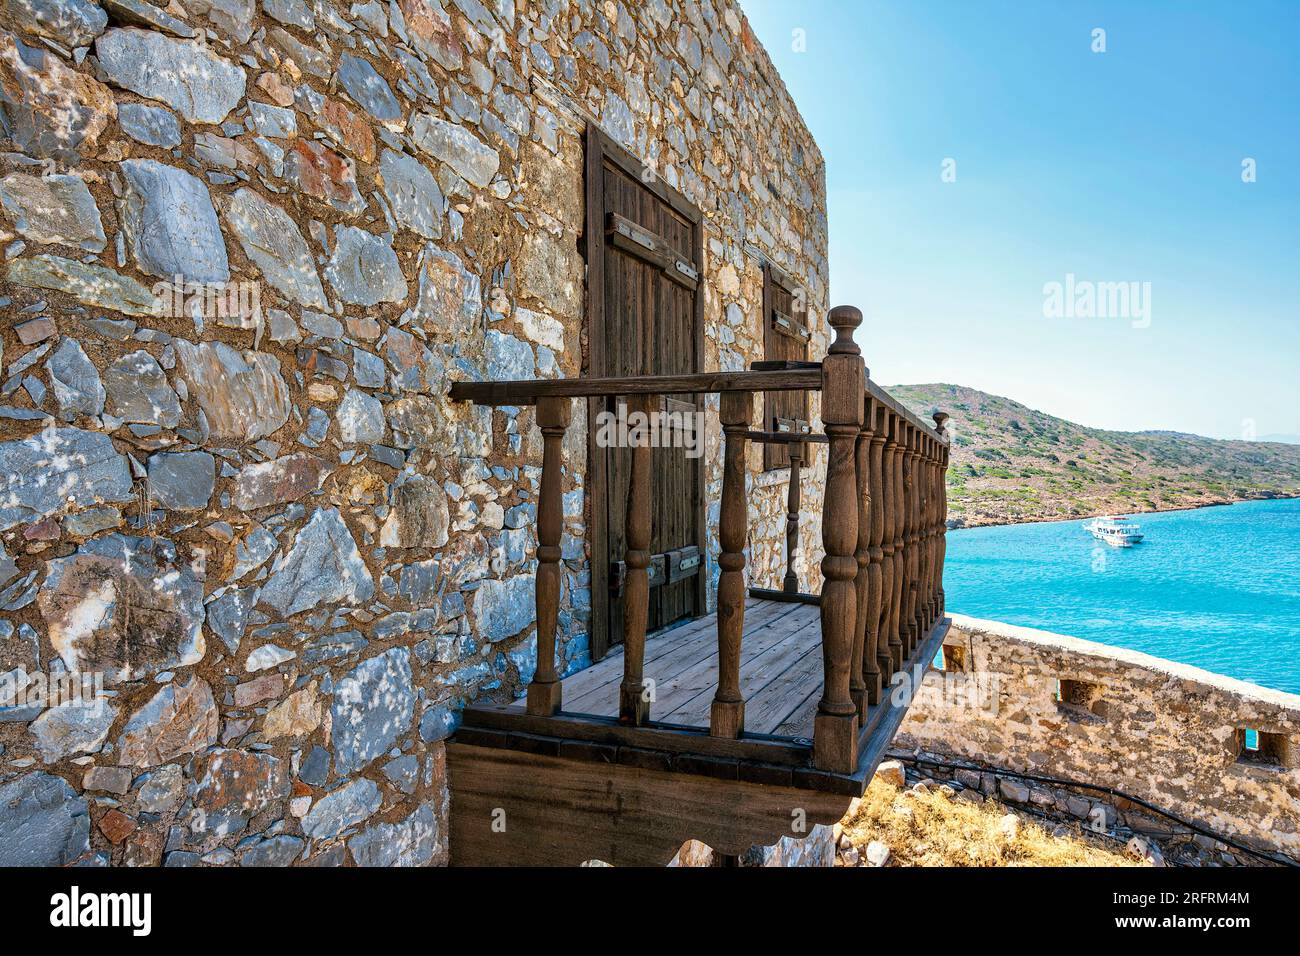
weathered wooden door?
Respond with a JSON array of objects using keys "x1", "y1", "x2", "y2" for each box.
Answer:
[{"x1": 584, "y1": 125, "x2": 705, "y2": 660}]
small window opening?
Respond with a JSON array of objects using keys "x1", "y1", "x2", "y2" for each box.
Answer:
[
  {"x1": 1054, "y1": 678, "x2": 1108, "y2": 718},
  {"x1": 1237, "y1": 728, "x2": 1288, "y2": 768},
  {"x1": 934, "y1": 644, "x2": 966, "y2": 672}
]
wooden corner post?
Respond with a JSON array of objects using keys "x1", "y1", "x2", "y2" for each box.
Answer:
[
  {"x1": 712, "y1": 391, "x2": 753, "y2": 738},
  {"x1": 527, "y1": 396, "x2": 571, "y2": 715},
  {"x1": 815, "y1": 306, "x2": 865, "y2": 773}
]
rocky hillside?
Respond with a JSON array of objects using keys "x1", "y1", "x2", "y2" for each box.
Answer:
[{"x1": 889, "y1": 384, "x2": 1300, "y2": 527}]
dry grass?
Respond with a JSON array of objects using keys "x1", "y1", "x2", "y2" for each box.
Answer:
[{"x1": 841, "y1": 779, "x2": 1146, "y2": 867}]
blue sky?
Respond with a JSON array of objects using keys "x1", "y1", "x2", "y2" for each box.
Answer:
[{"x1": 740, "y1": 0, "x2": 1299, "y2": 439}]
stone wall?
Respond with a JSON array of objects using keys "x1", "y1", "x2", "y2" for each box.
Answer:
[
  {"x1": 896, "y1": 614, "x2": 1300, "y2": 859},
  {"x1": 0, "y1": 0, "x2": 828, "y2": 866}
]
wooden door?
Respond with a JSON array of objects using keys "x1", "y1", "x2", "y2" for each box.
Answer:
[
  {"x1": 762, "y1": 262, "x2": 812, "y2": 470},
  {"x1": 584, "y1": 125, "x2": 705, "y2": 661}
]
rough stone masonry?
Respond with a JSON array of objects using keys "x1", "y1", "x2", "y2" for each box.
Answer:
[
  {"x1": 896, "y1": 615, "x2": 1300, "y2": 860},
  {"x1": 0, "y1": 0, "x2": 829, "y2": 865}
]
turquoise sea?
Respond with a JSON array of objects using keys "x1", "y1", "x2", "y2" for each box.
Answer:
[{"x1": 944, "y1": 498, "x2": 1300, "y2": 695}]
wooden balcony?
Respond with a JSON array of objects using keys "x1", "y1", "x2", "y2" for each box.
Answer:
[{"x1": 446, "y1": 306, "x2": 952, "y2": 865}]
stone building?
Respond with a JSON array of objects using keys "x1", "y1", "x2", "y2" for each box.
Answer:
[{"x1": 0, "y1": 0, "x2": 831, "y2": 865}]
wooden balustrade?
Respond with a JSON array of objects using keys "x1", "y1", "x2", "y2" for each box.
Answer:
[
  {"x1": 851, "y1": 402, "x2": 872, "y2": 722},
  {"x1": 814, "y1": 306, "x2": 865, "y2": 773},
  {"x1": 450, "y1": 305, "x2": 950, "y2": 780},
  {"x1": 746, "y1": 429, "x2": 826, "y2": 602},
  {"x1": 926, "y1": 428, "x2": 941, "y2": 629},
  {"x1": 907, "y1": 423, "x2": 923, "y2": 655},
  {"x1": 784, "y1": 445, "x2": 804, "y2": 596},
  {"x1": 886, "y1": 415, "x2": 905, "y2": 672},
  {"x1": 900, "y1": 423, "x2": 913, "y2": 658},
  {"x1": 525, "y1": 396, "x2": 570, "y2": 716},
  {"x1": 933, "y1": 412, "x2": 950, "y2": 617},
  {"x1": 866, "y1": 400, "x2": 888, "y2": 704},
  {"x1": 619, "y1": 393, "x2": 655, "y2": 726},
  {"x1": 713, "y1": 391, "x2": 752, "y2": 738}
]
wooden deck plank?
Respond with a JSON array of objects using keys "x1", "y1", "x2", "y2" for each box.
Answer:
[
  {"x1": 744, "y1": 644, "x2": 826, "y2": 735},
  {"x1": 658, "y1": 606, "x2": 821, "y2": 727},
  {"x1": 759, "y1": 671, "x2": 816, "y2": 738},
  {"x1": 767, "y1": 685, "x2": 823, "y2": 739},
  {"x1": 634, "y1": 605, "x2": 816, "y2": 722},
  {"x1": 558, "y1": 596, "x2": 763, "y2": 700},
  {"x1": 563, "y1": 599, "x2": 799, "y2": 712},
  {"x1": 567, "y1": 605, "x2": 803, "y2": 718}
]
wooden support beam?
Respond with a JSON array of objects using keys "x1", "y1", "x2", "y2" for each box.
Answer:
[
  {"x1": 447, "y1": 742, "x2": 855, "y2": 866},
  {"x1": 814, "y1": 306, "x2": 863, "y2": 774},
  {"x1": 619, "y1": 393, "x2": 654, "y2": 726},
  {"x1": 526, "y1": 396, "x2": 571, "y2": 716},
  {"x1": 712, "y1": 391, "x2": 752, "y2": 738}
]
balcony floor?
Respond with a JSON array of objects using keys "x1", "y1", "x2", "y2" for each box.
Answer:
[
  {"x1": 458, "y1": 596, "x2": 951, "y2": 790},
  {"x1": 554, "y1": 596, "x2": 825, "y2": 737}
]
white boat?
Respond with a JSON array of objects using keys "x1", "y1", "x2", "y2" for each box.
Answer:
[{"x1": 1085, "y1": 515, "x2": 1144, "y2": 547}]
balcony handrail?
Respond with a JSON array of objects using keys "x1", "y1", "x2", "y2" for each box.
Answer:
[
  {"x1": 449, "y1": 368, "x2": 948, "y2": 447},
  {"x1": 742, "y1": 430, "x2": 829, "y2": 445},
  {"x1": 446, "y1": 304, "x2": 949, "y2": 777},
  {"x1": 868, "y1": 379, "x2": 948, "y2": 443},
  {"x1": 449, "y1": 367, "x2": 822, "y2": 405}
]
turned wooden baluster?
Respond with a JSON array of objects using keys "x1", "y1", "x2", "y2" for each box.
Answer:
[
  {"x1": 815, "y1": 305, "x2": 865, "y2": 773},
  {"x1": 906, "y1": 423, "x2": 923, "y2": 654},
  {"x1": 783, "y1": 445, "x2": 802, "y2": 595},
  {"x1": 527, "y1": 396, "x2": 571, "y2": 716},
  {"x1": 928, "y1": 433, "x2": 941, "y2": 626},
  {"x1": 933, "y1": 411, "x2": 950, "y2": 617},
  {"x1": 874, "y1": 410, "x2": 892, "y2": 682},
  {"x1": 928, "y1": 431, "x2": 942, "y2": 627},
  {"x1": 850, "y1": 392, "x2": 872, "y2": 723},
  {"x1": 920, "y1": 432, "x2": 936, "y2": 630},
  {"x1": 619, "y1": 393, "x2": 654, "y2": 726},
  {"x1": 897, "y1": 421, "x2": 911, "y2": 656},
  {"x1": 712, "y1": 391, "x2": 753, "y2": 738},
  {"x1": 867, "y1": 401, "x2": 888, "y2": 701},
  {"x1": 886, "y1": 414, "x2": 906, "y2": 671},
  {"x1": 908, "y1": 425, "x2": 924, "y2": 651}
]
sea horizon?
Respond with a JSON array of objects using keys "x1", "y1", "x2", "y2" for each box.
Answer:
[
  {"x1": 944, "y1": 497, "x2": 1300, "y2": 695},
  {"x1": 948, "y1": 493, "x2": 1300, "y2": 532}
]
